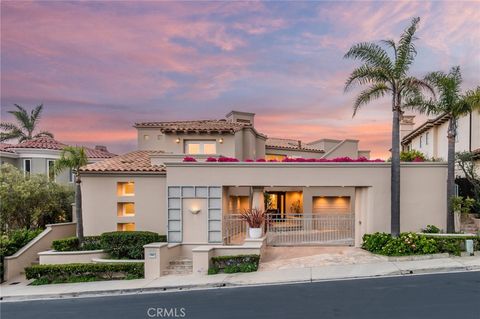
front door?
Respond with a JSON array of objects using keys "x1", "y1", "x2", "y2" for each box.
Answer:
[{"x1": 266, "y1": 192, "x2": 286, "y2": 220}]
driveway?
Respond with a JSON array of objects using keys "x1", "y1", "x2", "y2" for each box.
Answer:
[{"x1": 259, "y1": 246, "x2": 387, "y2": 270}]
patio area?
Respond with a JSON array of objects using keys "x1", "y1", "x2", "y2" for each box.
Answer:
[{"x1": 259, "y1": 246, "x2": 387, "y2": 271}]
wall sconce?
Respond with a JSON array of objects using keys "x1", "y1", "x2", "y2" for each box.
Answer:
[
  {"x1": 189, "y1": 208, "x2": 201, "y2": 215},
  {"x1": 218, "y1": 137, "x2": 224, "y2": 144},
  {"x1": 175, "y1": 137, "x2": 181, "y2": 144}
]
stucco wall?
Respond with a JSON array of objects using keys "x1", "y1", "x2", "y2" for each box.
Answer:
[
  {"x1": 165, "y1": 162, "x2": 448, "y2": 244},
  {"x1": 81, "y1": 174, "x2": 167, "y2": 236}
]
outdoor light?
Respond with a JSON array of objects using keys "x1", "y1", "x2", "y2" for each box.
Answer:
[
  {"x1": 219, "y1": 137, "x2": 224, "y2": 144},
  {"x1": 175, "y1": 137, "x2": 181, "y2": 143},
  {"x1": 189, "y1": 207, "x2": 201, "y2": 215}
]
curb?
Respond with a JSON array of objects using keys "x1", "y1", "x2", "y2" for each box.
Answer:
[{"x1": 2, "y1": 265, "x2": 479, "y2": 302}]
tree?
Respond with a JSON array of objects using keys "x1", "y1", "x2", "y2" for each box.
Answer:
[
  {"x1": 0, "y1": 104, "x2": 54, "y2": 142},
  {"x1": 0, "y1": 164, "x2": 73, "y2": 232},
  {"x1": 344, "y1": 17, "x2": 433, "y2": 236},
  {"x1": 54, "y1": 146, "x2": 88, "y2": 244},
  {"x1": 410, "y1": 67, "x2": 480, "y2": 232},
  {"x1": 456, "y1": 152, "x2": 480, "y2": 213}
]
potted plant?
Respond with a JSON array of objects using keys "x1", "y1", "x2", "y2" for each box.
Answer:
[
  {"x1": 240, "y1": 208, "x2": 265, "y2": 239},
  {"x1": 451, "y1": 196, "x2": 475, "y2": 232}
]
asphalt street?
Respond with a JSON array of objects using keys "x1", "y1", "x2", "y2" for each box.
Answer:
[{"x1": 2, "y1": 271, "x2": 480, "y2": 319}]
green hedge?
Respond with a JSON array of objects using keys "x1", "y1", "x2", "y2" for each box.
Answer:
[
  {"x1": 362, "y1": 232, "x2": 480, "y2": 256},
  {"x1": 209, "y1": 254, "x2": 260, "y2": 274},
  {"x1": 25, "y1": 262, "x2": 144, "y2": 285},
  {"x1": 52, "y1": 236, "x2": 102, "y2": 252},
  {"x1": 100, "y1": 231, "x2": 166, "y2": 259}
]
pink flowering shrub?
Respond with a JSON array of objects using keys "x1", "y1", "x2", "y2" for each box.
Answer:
[
  {"x1": 244, "y1": 159, "x2": 254, "y2": 162},
  {"x1": 217, "y1": 157, "x2": 239, "y2": 162},
  {"x1": 183, "y1": 156, "x2": 197, "y2": 162},
  {"x1": 206, "y1": 157, "x2": 217, "y2": 162},
  {"x1": 256, "y1": 159, "x2": 266, "y2": 162}
]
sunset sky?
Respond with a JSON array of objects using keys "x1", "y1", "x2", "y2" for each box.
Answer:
[{"x1": 1, "y1": 1, "x2": 479, "y2": 158}]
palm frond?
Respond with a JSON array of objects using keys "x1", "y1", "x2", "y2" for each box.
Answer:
[
  {"x1": 0, "y1": 131, "x2": 24, "y2": 142},
  {"x1": 34, "y1": 130, "x2": 54, "y2": 138},
  {"x1": 353, "y1": 83, "x2": 390, "y2": 116},
  {"x1": 9, "y1": 104, "x2": 32, "y2": 131},
  {"x1": 394, "y1": 17, "x2": 420, "y2": 77},
  {"x1": 344, "y1": 42, "x2": 394, "y2": 73},
  {"x1": 31, "y1": 104, "x2": 44, "y2": 122},
  {"x1": 380, "y1": 39, "x2": 397, "y2": 60},
  {"x1": 344, "y1": 64, "x2": 392, "y2": 92},
  {"x1": 54, "y1": 146, "x2": 88, "y2": 176}
]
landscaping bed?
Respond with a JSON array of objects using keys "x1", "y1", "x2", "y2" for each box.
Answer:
[
  {"x1": 25, "y1": 262, "x2": 144, "y2": 285},
  {"x1": 51, "y1": 231, "x2": 166, "y2": 259},
  {"x1": 362, "y1": 232, "x2": 480, "y2": 257},
  {"x1": 208, "y1": 254, "x2": 260, "y2": 274}
]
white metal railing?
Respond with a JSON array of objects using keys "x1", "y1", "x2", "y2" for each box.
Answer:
[
  {"x1": 223, "y1": 214, "x2": 247, "y2": 245},
  {"x1": 266, "y1": 214, "x2": 355, "y2": 246}
]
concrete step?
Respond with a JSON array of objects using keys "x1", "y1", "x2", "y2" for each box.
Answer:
[{"x1": 169, "y1": 259, "x2": 192, "y2": 266}]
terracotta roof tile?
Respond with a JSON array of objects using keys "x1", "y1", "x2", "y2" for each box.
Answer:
[
  {"x1": 266, "y1": 137, "x2": 324, "y2": 152},
  {"x1": 80, "y1": 151, "x2": 166, "y2": 173},
  {"x1": 9, "y1": 136, "x2": 116, "y2": 159},
  {"x1": 0, "y1": 143, "x2": 15, "y2": 153},
  {"x1": 13, "y1": 136, "x2": 67, "y2": 150},
  {"x1": 134, "y1": 120, "x2": 248, "y2": 134}
]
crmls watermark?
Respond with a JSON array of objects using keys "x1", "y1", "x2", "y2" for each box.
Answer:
[{"x1": 146, "y1": 307, "x2": 186, "y2": 318}]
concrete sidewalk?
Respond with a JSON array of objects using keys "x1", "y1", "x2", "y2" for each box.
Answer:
[{"x1": 1, "y1": 255, "x2": 480, "y2": 302}]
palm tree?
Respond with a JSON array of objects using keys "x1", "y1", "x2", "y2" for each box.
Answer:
[
  {"x1": 344, "y1": 17, "x2": 433, "y2": 236},
  {"x1": 54, "y1": 146, "x2": 88, "y2": 244},
  {"x1": 409, "y1": 67, "x2": 480, "y2": 232},
  {"x1": 0, "y1": 104, "x2": 54, "y2": 142}
]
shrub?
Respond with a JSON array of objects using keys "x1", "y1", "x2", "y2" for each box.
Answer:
[
  {"x1": 1, "y1": 228, "x2": 43, "y2": 281},
  {"x1": 100, "y1": 231, "x2": 166, "y2": 259},
  {"x1": 362, "y1": 232, "x2": 480, "y2": 256},
  {"x1": 217, "y1": 157, "x2": 239, "y2": 162},
  {"x1": 52, "y1": 236, "x2": 102, "y2": 251},
  {"x1": 210, "y1": 254, "x2": 260, "y2": 274},
  {"x1": 205, "y1": 157, "x2": 217, "y2": 162},
  {"x1": 25, "y1": 262, "x2": 144, "y2": 285},
  {"x1": 421, "y1": 225, "x2": 441, "y2": 234},
  {"x1": 183, "y1": 156, "x2": 197, "y2": 162},
  {"x1": 400, "y1": 150, "x2": 427, "y2": 162}
]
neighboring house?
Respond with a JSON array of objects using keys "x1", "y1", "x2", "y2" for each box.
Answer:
[
  {"x1": 401, "y1": 111, "x2": 480, "y2": 172},
  {"x1": 79, "y1": 110, "x2": 447, "y2": 250},
  {"x1": 0, "y1": 136, "x2": 116, "y2": 184}
]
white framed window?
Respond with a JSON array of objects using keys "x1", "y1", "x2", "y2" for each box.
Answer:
[
  {"x1": 23, "y1": 159, "x2": 31, "y2": 176},
  {"x1": 425, "y1": 132, "x2": 429, "y2": 145},
  {"x1": 143, "y1": 135, "x2": 150, "y2": 140},
  {"x1": 419, "y1": 136, "x2": 423, "y2": 148},
  {"x1": 117, "y1": 182, "x2": 135, "y2": 196},
  {"x1": 184, "y1": 140, "x2": 216, "y2": 155},
  {"x1": 47, "y1": 160, "x2": 55, "y2": 181},
  {"x1": 69, "y1": 168, "x2": 74, "y2": 183},
  {"x1": 117, "y1": 202, "x2": 135, "y2": 217}
]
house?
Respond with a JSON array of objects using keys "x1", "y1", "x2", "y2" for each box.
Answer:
[
  {"x1": 0, "y1": 136, "x2": 116, "y2": 184},
  {"x1": 401, "y1": 111, "x2": 480, "y2": 166},
  {"x1": 79, "y1": 110, "x2": 447, "y2": 253}
]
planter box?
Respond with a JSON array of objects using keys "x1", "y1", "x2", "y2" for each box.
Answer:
[{"x1": 38, "y1": 250, "x2": 107, "y2": 265}]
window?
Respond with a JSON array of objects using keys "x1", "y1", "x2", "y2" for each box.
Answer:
[
  {"x1": 117, "y1": 182, "x2": 135, "y2": 196},
  {"x1": 455, "y1": 134, "x2": 459, "y2": 143},
  {"x1": 69, "y1": 168, "x2": 74, "y2": 183},
  {"x1": 117, "y1": 202, "x2": 135, "y2": 217},
  {"x1": 143, "y1": 135, "x2": 150, "y2": 140},
  {"x1": 23, "y1": 159, "x2": 31, "y2": 176},
  {"x1": 47, "y1": 160, "x2": 55, "y2": 181},
  {"x1": 425, "y1": 132, "x2": 429, "y2": 145},
  {"x1": 117, "y1": 223, "x2": 135, "y2": 231},
  {"x1": 184, "y1": 140, "x2": 216, "y2": 155},
  {"x1": 265, "y1": 154, "x2": 287, "y2": 161},
  {"x1": 419, "y1": 136, "x2": 423, "y2": 148}
]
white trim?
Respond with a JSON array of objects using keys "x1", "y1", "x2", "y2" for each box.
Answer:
[
  {"x1": 23, "y1": 158, "x2": 31, "y2": 176},
  {"x1": 13, "y1": 148, "x2": 61, "y2": 158}
]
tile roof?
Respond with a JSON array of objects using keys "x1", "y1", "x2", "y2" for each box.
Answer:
[
  {"x1": 84, "y1": 147, "x2": 117, "y2": 159},
  {"x1": 7, "y1": 136, "x2": 116, "y2": 159},
  {"x1": 0, "y1": 143, "x2": 15, "y2": 153},
  {"x1": 13, "y1": 136, "x2": 67, "y2": 150},
  {"x1": 134, "y1": 119, "x2": 249, "y2": 134},
  {"x1": 401, "y1": 113, "x2": 450, "y2": 145},
  {"x1": 266, "y1": 137, "x2": 324, "y2": 152},
  {"x1": 80, "y1": 151, "x2": 166, "y2": 173}
]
